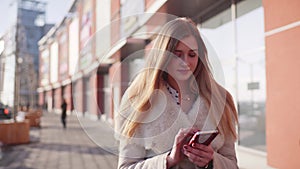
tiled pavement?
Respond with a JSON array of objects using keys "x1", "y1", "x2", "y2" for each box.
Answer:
[{"x1": 0, "y1": 112, "x2": 118, "y2": 169}]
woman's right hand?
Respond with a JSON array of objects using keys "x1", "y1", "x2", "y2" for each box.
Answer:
[{"x1": 167, "y1": 127, "x2": 198, "y2": 168}]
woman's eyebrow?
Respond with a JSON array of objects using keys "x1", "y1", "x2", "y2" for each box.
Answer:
[
  {"x1": 174, "y1": 49, "x2": 198, "y2": 52},
  {"x1": 174, "y1": 50, "x2": 182, "y2": 52}
]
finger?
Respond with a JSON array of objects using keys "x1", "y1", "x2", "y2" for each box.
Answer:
[
  {"x1": 174, "y1": 129, "x2": 192, "y2": 147},
  {"x1": 183, "y1": 149, "x2": 209, "y2": 167},
  {"x1": 182, "y1": 127, "x2": 199, "y2": 140},
  {"x1": 176, "y1": 129, "x2": 190, "y2": 141},
  {"x1": 184, "y1": 144, "x2": 214, "y2": 162},
  {"x1": 187, "y1": 127, "x2": 199, "y2": 134},
  {"x1": 176, "y1": 128, "x2": 198, "y2": 142},
  {"x1": 184, "y1": 144, "x2": 208, "y2": 158},
  {"x1": 191, "y1": 143, "x2": 214, "y2": 154}
]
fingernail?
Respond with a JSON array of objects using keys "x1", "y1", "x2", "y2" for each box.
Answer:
[
  {"x1": 183, "y1": 145, "x2": 187, "y2": 149},
  {"x1": 192, "y1": 143, "x2": 195, "y2": 147}
]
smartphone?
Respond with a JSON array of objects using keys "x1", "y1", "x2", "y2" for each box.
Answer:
[{"x1": 188, "y1": 130, "x2": 219, "y2": 146}]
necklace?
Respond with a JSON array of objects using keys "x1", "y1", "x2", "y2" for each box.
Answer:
[
  {"x1": 181, "y1": 94, "x2": 192, "y2": 101},
  {"x1": 166, "y1": 83, "x2": 194, "y2": 104}
]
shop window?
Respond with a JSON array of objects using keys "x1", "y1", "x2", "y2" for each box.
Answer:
[{"x1": 200, "y1": 0, "x2": 266, "y2": 151}]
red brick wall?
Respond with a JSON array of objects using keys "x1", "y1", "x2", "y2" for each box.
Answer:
[
  {"x1": 46, "y1": 90, "x2": 52, "y2": 111},
  {"x1": 74, "y1": 78, "x2": 84, "y2": 113},
  {"x1": 63, "y1": 84, "x2": 73, "y2": 111},
  {"x1": 109, "y1": 56, "x2": 130, "y2": 120},
  {"x1": 111, "y1": 0, "x2": 120, "y2": 20},
  {"x1": 109, "y1": 60, "x2": 120, "y2": 119},
  {"x1": 264, "y1": 0, "x2": 300, "y2": 168},
  {"x1": 111, "y1": 0, "x2": 120, "y2": 46},
  {"x1": 263, "y1": 0, "x2": 300, "y2": 31},
  {"x1": 54, "y1": 87, "x2": 62, "y2": 109},
  {"x1": 38, "y1": 92, "x2": 44, "y2": 107},
  {"x1": 90, "y1": 71, "x2": 98, "y2": 117}
]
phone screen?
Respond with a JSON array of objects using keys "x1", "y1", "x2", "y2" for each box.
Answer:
[{"x1": 188, "y1": 130, "x2": 219, "y2": 146}]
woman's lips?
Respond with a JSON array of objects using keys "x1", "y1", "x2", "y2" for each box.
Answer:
[{"x1": 177, "y1": 69, "x2": 190, "y2": 74}]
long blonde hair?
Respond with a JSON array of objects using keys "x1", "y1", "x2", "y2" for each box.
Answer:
[{"x1": 121, "y1": 18, "x2": 238, "y2": 140}]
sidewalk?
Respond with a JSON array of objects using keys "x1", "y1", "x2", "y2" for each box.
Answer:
[{"x1": 0, "y1": 112, "x2": 118, "y2": 169}]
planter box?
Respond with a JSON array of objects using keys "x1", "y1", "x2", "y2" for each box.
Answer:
[
  {"x1": 25, "y1": 110, "x2": 42, "y2": 127},
  {"x1": 0, "y1": 120, "x2": 30, "y2": 145}
]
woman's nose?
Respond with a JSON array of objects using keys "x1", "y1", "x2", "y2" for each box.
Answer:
[
  {"x1": 180, "y1": 55, "x2": 189, "y2": 65},
  {"x1": 183, "y1": 54, "x2": 190, "y2": 62}
]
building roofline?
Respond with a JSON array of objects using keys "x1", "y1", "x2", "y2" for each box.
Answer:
[{"x1": 38, "y1": 0, "x2": 78, "y2": 46}]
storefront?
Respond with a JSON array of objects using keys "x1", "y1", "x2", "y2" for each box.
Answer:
[
  {"x1": 61, "y1": 82, "x2": 73, "y2": 112},
  {"x1": 198, "y1": 0, "x2": 267, "y2": 151},
  {"x1": 96, "y1": 66, "x2": 110, "y2": 121},
  {"x1": 46, "y1": 88, "x2": 53, "y2": 112}
]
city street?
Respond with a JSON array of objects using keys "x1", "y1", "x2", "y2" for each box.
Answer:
[{"x1": 0, "y1": 112, "x2": 118, "y2": 169}]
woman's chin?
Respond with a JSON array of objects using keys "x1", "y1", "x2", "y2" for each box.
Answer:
[{"x1": 174, "y1": 74, "x2": 192, "y2": 82}]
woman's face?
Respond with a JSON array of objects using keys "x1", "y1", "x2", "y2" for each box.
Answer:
[{"x1": 166, "y1": 35, "x2": 199, "y2": 83}]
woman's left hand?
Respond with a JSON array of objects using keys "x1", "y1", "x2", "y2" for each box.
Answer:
[{"x1": 182, "y1": 143, "x2": 214, "y2": 167}]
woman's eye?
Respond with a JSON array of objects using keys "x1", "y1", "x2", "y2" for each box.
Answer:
[
  {"x1": 189, "y1": 51, "x2": 197, "y2": 57},
  {"x1": 174, "y1": 51, "x2": 182, "y2": 57}
]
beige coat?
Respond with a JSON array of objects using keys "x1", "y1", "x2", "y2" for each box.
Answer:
[{"x1": 115, "y1": 86, "x2": 238, "y2": 169}]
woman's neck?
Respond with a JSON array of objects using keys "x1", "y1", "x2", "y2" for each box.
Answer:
[{"x1": 166, "y1": 77, "x2": 191, "y2": 94}]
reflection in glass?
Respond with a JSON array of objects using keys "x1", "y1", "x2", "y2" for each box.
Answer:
[
  {"x1": 200, "y1": 0, "x2": 266, "y2": 151},
  {"x1": 237, "y1": 51, "x2": 266, "y2": 151}
]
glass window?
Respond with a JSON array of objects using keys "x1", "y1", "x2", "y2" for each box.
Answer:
[
  {"x1": 236, "y1": 0, "x2": 264, "y2": 53},
  {"x1": 237, "y1": 50, "x2": 266, "y2": 151},
  {"x1": 200, "y1": 7, "x2": 236, "y2": 97},
  {"x1": 236, "y1": 0, "x2": 266, "y2": 151},
  {"x1": 200, "y1": 0, "x2": 266, "y2": 151}
]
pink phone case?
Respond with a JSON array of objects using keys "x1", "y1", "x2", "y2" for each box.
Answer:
[{"x1": 188, "y1": 130, "x2": 219, "y2": 146}]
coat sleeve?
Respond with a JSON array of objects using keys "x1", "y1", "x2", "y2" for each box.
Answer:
[
  {"x1": 118, "y1": 140, "x2": 169, "y2": 169},
  {"x1": 116, "y1": 89, "x2": 170, "y2": 169},
  {"x1": 212, "y1": 135, "x2": 238, "y2": 169}
]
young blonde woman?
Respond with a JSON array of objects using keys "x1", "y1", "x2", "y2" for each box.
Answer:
[{"x1": 115, "y1": 17, "x2": 238, "y2": 169}]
